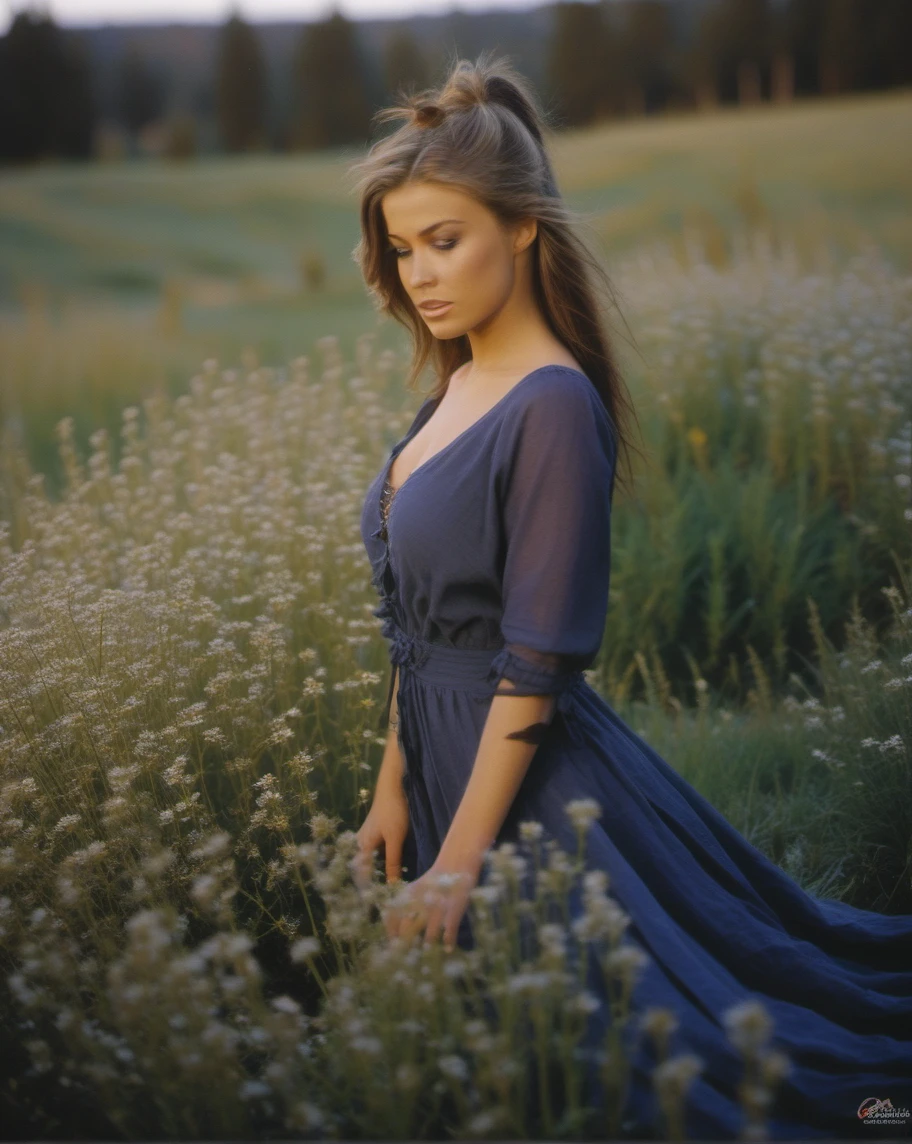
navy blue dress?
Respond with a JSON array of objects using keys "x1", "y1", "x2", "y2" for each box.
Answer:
[{"x1": 360, "y1": 364, "x2": 912, "y2": 1140}]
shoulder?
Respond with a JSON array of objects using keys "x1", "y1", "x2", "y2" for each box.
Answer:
[
  {"x1": 516, "y1": 365, "x2": 600, "y2": 414},
  {"x1": 510, "y1": 365, "x2": 616, "y2": 453}
]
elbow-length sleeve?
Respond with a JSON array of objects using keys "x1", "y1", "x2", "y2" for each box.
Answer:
[{"x1": 487, "y1": 371, "x2": 617, "y2": 707}]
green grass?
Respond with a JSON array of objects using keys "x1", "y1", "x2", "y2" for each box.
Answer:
[{"x1": 1, "y1": 89, "x2": 910, "y2": 302}]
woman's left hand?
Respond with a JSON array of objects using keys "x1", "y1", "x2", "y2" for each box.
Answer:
[{"x1": 383, "y1": 861, "x2": 480, "y2": 951}]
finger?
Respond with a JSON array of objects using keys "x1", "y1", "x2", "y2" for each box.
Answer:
[
  {"x1": 385, "y1": 838, "x2": 402, "y2": 884},
  {"x1": 442, "y1": 908, "x2": 461, "y2": 952},
  {"x1": 402, "y1": 904, "x2": 426, "y2": 945},
  {"x1": 423, "y1": 905, "x2": 444, "y2": 946},
  {"x1": 420, "y1": 884, "x2": 446, "y2": 945},
  {"x1": 384, "y1": 886, "x2": 414, "y2": 941},
  {"x1": 399, "y1": 909, "x2": 418, "y2": 943}
]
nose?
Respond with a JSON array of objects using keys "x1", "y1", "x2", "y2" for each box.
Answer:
[{"x1": 408, "y1": 253, "x2": 434, "y2": 289}]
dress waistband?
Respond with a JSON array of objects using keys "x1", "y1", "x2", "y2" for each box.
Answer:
[
  {"x1": 378, "y1": 623, "x2": 588, "y2": 752},
  {"x1": 381, "y1": 627, "x2": 501, "y2": 729},
  {"x1": 389, "y1": 628, "x2": 500, "y2": 683}
]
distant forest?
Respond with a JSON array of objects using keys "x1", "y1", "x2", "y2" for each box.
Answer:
[{"x1": 1, "y1": 0, "x2": 909, "y2": 163}]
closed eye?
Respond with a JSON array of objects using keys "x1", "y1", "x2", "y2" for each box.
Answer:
[{"x1": 390, "y1": 239, "x2": 458, "y2": 259}]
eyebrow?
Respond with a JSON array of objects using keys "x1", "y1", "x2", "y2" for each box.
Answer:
[{"x1": 386, "y1": 219, "x2": 464, "y2": 241}]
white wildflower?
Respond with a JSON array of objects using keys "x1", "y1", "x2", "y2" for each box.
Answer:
[
  {"x1": 653, "y1": 1052, "x2": 704, "y2": 1101},
  {"x1": 565, "y1": 797, "x2": 602, "y2": 833},
  {"x1": 438, "y1": 1054, "x2": 469, "y2": 1082},
  {"x1": 723, "y1": 999, "x2": 773, "y2": 1054},
  {"x1": 239, "y1": 1079, "x2": 271, "y2": 1100}
]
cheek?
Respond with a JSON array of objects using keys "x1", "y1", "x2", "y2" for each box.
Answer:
[{"x1": 457, "y1": 242, "x2": 511, "y2": 300}]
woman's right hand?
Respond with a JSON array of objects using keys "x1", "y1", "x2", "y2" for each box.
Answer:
[{"x1": 354, "y1": 779, "x2": 410, "y2": 889}]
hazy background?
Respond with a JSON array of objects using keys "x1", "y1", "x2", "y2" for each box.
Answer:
[{"x1": 2, "y1": 0, "x2": 910, "y2": 481}]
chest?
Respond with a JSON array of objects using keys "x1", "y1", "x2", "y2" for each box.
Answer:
[
  {"x1": 387, "y1": 383, "x2": 518, "y2": 492},
  {"x1": 367, "y1": 439, "x2": 506, "y2": 592}
]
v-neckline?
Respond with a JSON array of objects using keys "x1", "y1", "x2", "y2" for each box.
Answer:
[{"x1": 382, "y1": 363, "x2": 586, "y2": 503}]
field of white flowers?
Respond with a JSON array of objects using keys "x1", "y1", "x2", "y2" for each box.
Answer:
[{"x1": 0, "y1": 236, "x2": 910, "y2": 1139}]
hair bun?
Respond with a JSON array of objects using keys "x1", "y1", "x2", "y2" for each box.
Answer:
[{"x1": 412, "y1": 102, "x2": 446, "y2": 129}]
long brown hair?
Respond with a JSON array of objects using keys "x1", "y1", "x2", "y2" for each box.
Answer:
[{"x1": 347, "y1": 49, "x2": 642, "y2": 496}]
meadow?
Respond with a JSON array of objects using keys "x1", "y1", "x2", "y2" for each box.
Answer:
[
  {"x1": 1, "y1": 88, "x2": 910, "y2": 479},
  {"x1": 0, "y1": 90, "x2": 911, "y2": 1138}
]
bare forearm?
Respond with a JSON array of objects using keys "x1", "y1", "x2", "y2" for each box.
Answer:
[
  {"x1": 435, "y1": 688, "x2": 556, "y2": 873},
  {"x1": 376, "y1": 666, "x2": 404, "y2": 793}
]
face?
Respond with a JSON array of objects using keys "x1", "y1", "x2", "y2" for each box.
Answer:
[{"x1": 381, "y1": 181, "x2": 536, "y2": 336}]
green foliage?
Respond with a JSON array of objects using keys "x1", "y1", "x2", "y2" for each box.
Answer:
[{"x1": 634, "y1": 590, "x2": 912, "y2": 914}]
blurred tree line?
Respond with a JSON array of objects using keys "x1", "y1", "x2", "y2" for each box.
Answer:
[
  {"x1": 1, "y1": 0, "x2": 910, "y2": 164},
  {"x1": 0, "y1": 7, "x2": 95, "y2": 161}
]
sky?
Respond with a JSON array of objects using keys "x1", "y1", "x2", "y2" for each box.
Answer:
[{"x1": 2, "y1": 0, "x2": 543, "y2": 29}]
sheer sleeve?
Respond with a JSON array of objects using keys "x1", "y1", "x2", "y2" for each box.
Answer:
[{"x1": 487, "y1": 372, "x2": 616, "y2": 728}]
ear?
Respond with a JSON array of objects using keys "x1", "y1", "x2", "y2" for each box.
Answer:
[{"x1": 513, "y1": 216, "x2": 538, "y2": 255}]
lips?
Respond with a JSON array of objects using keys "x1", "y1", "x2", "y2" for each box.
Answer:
[{"x1": 419, "y1": 301, "x2": 453, "y2": 316}]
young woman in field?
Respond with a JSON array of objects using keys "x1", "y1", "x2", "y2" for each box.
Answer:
[{"x1": 349, "y1": 51, "x2": 912, "y2": 1139}]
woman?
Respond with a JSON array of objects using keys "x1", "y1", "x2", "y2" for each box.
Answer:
[{"x1": 350, "y1": 52, "x2": 912, "y2": 1140}]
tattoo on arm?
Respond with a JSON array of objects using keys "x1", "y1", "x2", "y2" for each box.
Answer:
[{"x1": 504, "y1": 720, "x2": 550, "y2": 744}]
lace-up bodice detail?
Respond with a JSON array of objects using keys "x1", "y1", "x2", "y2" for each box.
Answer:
[{"x1": 379, "y1": 476, "x2": 396, "y2": 542}]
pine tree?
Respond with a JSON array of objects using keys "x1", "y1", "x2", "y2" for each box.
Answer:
[
  {"x1": 618, "y1": 0, "x2": 675, "y2": 115},
  {"x1": 547, "y1": 1, "x2": 609, "y2": 127},
  {"x1": 215, "y1": 11, "x2": 268, "y2": 153},
  {"x1": 290, "y1": 12, "x2": 372, "y2": 151},
  {"x1": 0, "y1": 9, "x2": 95, "y2": 163},
  {"x1": 690, "y1": 0, "x2": 772, "y2": 106}
]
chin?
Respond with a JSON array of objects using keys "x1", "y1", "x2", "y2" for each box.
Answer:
[{"x1": 425, "y1": 316, "x2": 467, "y2": 336}]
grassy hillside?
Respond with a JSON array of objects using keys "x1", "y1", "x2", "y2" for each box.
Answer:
[
  {"x1": 2, "y1": 89, "x2": 910, "y2": 310},
  {"x1": 1, "y1": 88, "x2": 909, "y2": 480}
]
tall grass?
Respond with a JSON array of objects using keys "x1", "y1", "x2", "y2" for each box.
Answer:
[{"x1": 602, "y1": 237, "x2": 911, "y2": 699}]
